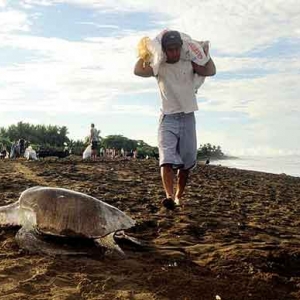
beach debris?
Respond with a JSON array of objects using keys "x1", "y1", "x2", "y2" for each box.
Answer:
[{"x1": 0, "y1": 186, "x2": 141, "y2": 257}]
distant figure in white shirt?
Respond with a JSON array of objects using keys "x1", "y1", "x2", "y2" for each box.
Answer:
[
  {"x1": 134, "y1": 30, "x2": 216, "y2": 210},
  {"x1": 89, "y1": 123, "x2": 99, "y2": 161}
]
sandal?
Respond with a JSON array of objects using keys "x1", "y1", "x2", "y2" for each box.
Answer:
[{"x1": 162, "y1": 198, "x2": 176, "y2": 210}]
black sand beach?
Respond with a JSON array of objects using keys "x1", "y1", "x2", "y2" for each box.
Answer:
[{"x1": 0, "y1": 157, "x2": 300, "y2": 300}]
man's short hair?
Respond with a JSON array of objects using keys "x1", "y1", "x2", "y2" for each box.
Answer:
[{"x1": 161, "y1": 31, "x2": 183, "y2": 50}]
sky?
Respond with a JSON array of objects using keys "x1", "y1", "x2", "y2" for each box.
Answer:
[{"x1": 0, "y1": 0, "x2": 299, "y2": 156}]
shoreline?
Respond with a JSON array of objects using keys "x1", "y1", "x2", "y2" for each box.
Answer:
[{"x1": 207, "y1": 156, "x2": 300, "y2": 178}]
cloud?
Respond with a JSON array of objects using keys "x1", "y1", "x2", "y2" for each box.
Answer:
[
  {"x1": 20, "y1": 0, "x2": 52, "y2": 7},
  {"x1": 78, "y1": 22, "x2": 119, "y2": 29},
  {"x1": 18, "y1": 0, "x2": 300, "y2": 54},
  {"x1": 0, "y1": 0, "x2": 299, "y2": 156},
  {"x1": 200, "y1": 72, "x2": 300, "y2": 116},
  {"x1": 0, "y1": 31, "x2": 159, "y2": 114},
  {"x1": 0, "y1": 10, "x2": 31, "y2": 32},
  {"x1": 111, "y1": 104, "x2": 158, "y2": 117},
  {"x1": 0, "y1": 27, "x2": 299, "y2": 150}
]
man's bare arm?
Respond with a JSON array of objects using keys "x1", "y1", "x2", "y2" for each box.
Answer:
[
  {"x1": 134, "y1": 59, "x2": 154, "y2": 77},
  {"x1": 192, "y1": 58, "x2": 216, "y2": 76}
]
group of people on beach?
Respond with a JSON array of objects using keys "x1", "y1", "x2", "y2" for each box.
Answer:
[
  {"x1": 88, "y1": 123, "x2": 138, "y2": 161},
  {"x1": 0, "y1": 139, "x2": 27, "y2": 160},
  {"x1": 0, "y1": 146, "x2": 7, "y2": 160}
]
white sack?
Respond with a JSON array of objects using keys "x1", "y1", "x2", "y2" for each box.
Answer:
[
  {"x1": 146, "y1": 30, "x2": 211, "y2": 92},
  {"x1": 24, "y1": 146, "x2": 37, "y2": 160},
  {"x1": 83, "y1": 144, "x2": 92, "y2": 160}
]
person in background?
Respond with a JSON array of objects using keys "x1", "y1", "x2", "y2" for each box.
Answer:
[
  {"x1": 100, "y1": 147, "x2": 105, "y2": 158},
  {"x1": 0, "y1": 145, "x2": 7, "y2": 160},
  {"x1": 10, "y1": 141, "x2": 19, "y2": 159},
  {"x1": 89, "y1": 123, "x2": 99, "y2": 161},
  {"x1": 121, "y1": 148, "x2": 125, "y2": 157},
  {"x1": 134, "y1": 30, "x2": 216, "y2": 209},
  {"x1": 19, "y1": 138, "x2": 25, "y2": 156}
]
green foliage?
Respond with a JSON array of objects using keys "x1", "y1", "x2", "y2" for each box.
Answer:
[
  {"x1": 0, "y1": 135, "x2": 12, "y2": 152},
  {"x1": 68, "y1": 139, "x2": 86, "y2": 156},
  {"x1": 101, "y1": 135, "x2": 137, "y2": 151},
  {"x1": 0, "y1": 122, "x2": 70, "y2": 150},
  {"x1": 136, "y1": 140, "x2": 158, "y2": 157},
  {"x1": 101, "y1": 136, "x2": 158, "y2": 158},
  {"x1": 0, "y1": 123, "x2": 160, "y2": 157},
  {"x1": 1, "y1": 123, "x2": 227, "y2": 160},
  {"x1": 197, "y1": 143, "x2": 224, "y2": 159}
]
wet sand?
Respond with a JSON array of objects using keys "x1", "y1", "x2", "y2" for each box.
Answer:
[{"x1": 0, "y1": 157, "x2": 300, "y2": 300}]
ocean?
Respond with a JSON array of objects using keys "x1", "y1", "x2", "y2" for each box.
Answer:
[{"x1": 210, "y1": 155, "x2": 300, "y2": 178}]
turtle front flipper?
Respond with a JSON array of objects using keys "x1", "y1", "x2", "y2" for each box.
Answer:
[
  {"x1": 95, "y1": 232, "x2": 125, "y2": 258},
  {"x1": 15, "y1": 227, "x2": 88, "y2": 256},
  {"x1": 114, "y1": 230, "x2": 143, "y2": 246}
]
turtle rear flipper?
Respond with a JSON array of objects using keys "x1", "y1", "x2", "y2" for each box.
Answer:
[
  {"x1": 15, "y1": 227, "x2": 88, "y2": 256},
  {"x1": 95, "y1": 232, "x2": 125, "y2": 258}
]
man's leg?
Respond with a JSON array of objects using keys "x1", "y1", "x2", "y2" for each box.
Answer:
[
  {"x1": 158, "y1": 113, "x2": 181, "y2": 209},
  {"x1": 176, "y1": 112, "x2": 197, "y2": 205},
  {"x1": 161, "y1": 164, "x2": 174, "y2": 199},
  {"x1": 175, "y1": 169, "x2": 189, "y2": 205}
]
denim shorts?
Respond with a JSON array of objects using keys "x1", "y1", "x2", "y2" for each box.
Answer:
[{"x1": 158, "y1": 112, "x2": 197, "y2": 170}]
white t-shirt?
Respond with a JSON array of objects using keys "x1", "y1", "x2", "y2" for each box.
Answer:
[
  {"x1": 156, "y1": 60, "x2": 198, "y2": 114},
  {"x1": 90, "y1": 128, "x2": 98, "y2": 142}
]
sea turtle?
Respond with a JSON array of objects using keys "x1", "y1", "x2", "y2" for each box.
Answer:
[{"x1": 0, "y1": 186, "x2": 141, "y2": 257}]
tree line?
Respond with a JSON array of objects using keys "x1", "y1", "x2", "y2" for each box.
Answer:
[
  {"x1": 0, "y1": 122, "x2": 225, "y2": 159},
  {"x1": 0, "y1": 122, "x2": 69, "y2": 149},
  {"x1": 197, "y1": 143, "x2": 225, "y2": 159},
  {"x1": 0, "y1": 122, "x2": 158, "y2": 158}
]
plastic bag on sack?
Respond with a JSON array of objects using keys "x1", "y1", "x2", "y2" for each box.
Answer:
[
  {"x1": 82, "y1": 144, "x2": 92, "y2": 160},
  {"x1": 187, "y1": 40, "x2": 210, "y2": 92},
  {"x1": 137, "y1": 29, "x2": 168, "y2": 75},
  {"x1": 181, "y1": 38, "x2": 210, "y2": 65},
  {"x1": 170, "y1": 33, "x2": 210, "y2": 91},
  {"x1": 137, "y1": 37, "x2": 152, "y2": 63},
  {"x1": 137, "y1": 35, "x2": 166, "y2": 74}
]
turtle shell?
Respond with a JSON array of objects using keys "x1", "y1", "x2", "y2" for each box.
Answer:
[{"x1": 19, "y1": 186, "x2": 135, "y2": 238}]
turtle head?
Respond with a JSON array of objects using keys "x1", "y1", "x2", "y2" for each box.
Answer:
[
  {"x1": 0, "y1": 202, "x2": 36, "y2": 228},
  {"x1": 0, "y1": 204, "x2": 21, "y2": 227},
  {"x1": 0, "y1": 212, "x2": 8, "y2": 226}
]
